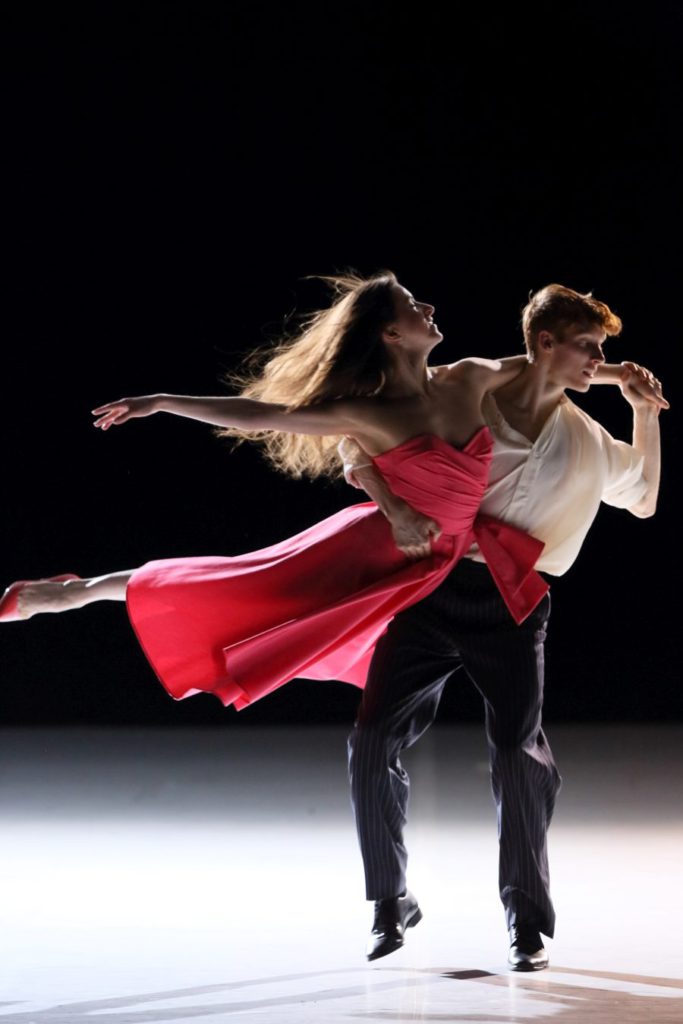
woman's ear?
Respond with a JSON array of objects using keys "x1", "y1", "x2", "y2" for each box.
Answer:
[
  {"x1": 382, "y1": 325, "x2": 401, "y2": 345},
  {"x1": 537, "y1": 330, "x2": 554, "y2": 353}
]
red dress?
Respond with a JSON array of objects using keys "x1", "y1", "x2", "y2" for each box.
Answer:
[{"x1": 126, "y1": 428, "x2": 548, "y2": 711}]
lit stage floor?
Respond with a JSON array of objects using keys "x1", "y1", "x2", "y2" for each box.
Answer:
[{"x1": 1, "y1": 723, "x2": 682, "y2": 1023}]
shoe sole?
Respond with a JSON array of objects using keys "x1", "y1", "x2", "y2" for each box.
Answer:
[
  {"x1": 508, "y1": 957, "x2": 549, "y2": 972},
  {"x1": 407, "y1": 907, "x2": 423, "y2": 929}
]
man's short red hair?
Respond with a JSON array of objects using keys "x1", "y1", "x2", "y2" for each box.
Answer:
[{"x1": 522, "y1": 284, "x2": 622, "y2": 357}]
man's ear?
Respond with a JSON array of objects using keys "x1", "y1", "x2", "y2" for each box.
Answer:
[{"x1": 537, "y1": 330, "x2": 555, "y2": 353}]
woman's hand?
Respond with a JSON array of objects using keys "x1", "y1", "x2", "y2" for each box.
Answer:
[
  {"x1": 92, "y1": 395, "x2": 162, "y2": 430},
  {"x1": 619, "y1": 363, "x2": 669, "y2": 411}
]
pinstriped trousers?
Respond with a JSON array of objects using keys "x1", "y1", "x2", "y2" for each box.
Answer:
[{"x1": 347, "y1": 558, "x2": 561, "y2": 938}]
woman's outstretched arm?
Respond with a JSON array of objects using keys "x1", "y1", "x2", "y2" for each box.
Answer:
[
  {"x1": 439, "y1": 356, "x2": 669, "y2": 409},
  {"x1": 591, "y1": 362, "x2": 669, "y2": 408},
  {"x1": 92, "y1": 393, "x2": 378, "y2": 439}
]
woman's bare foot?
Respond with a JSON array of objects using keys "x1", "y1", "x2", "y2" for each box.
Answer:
[
  {"x1": 1, "y1": 570, "x2": 133, "y2": 621},
  {"x1": 14, "y1": 578, "x2": 83, "y2": 618}
]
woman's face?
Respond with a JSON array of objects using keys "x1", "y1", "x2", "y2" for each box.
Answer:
[{"x1": 387, "y1": 285, "x2": 443, "y2": 350}]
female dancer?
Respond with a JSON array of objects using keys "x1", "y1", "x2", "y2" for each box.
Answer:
[{"x1": 0, "y1": 271, "x2": 634, "y2": 711}]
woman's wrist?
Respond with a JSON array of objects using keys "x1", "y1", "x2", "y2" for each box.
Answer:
[
  {"x1": 593, "y1": 363, "x2": 626, "y2": 385},
  {"x1": 152, "y1": 394, "x2": 172, "y2": 414}
]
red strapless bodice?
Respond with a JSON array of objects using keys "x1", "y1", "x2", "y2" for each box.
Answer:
[{"x1": 371, "y1": 427, "x2": 492, "y2": 538}]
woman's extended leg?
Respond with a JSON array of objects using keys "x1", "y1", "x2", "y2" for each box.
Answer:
[{"x1": 1, "y1": 570, "x2": 134, "y2": 620}]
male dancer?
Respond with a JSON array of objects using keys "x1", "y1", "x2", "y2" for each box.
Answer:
[{"x1": 341, "y1": 284, "x2": 665, "y2": 970}]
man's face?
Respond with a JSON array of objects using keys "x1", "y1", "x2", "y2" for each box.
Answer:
[{"x1": 543, "y1": 324, "x2": 606, "y2": 391}]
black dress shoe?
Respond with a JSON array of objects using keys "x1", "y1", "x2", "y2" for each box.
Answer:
[
  {"x1": 366, "y1": 890, "x2": 423, "y2": 961},
  {"x1": 508, "y1": 924, "x2": 549, "y2": 971}
]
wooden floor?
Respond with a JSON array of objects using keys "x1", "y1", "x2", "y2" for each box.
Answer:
[{"x1": 1, "y1": 723, "x2": 682, "y2": 1023}]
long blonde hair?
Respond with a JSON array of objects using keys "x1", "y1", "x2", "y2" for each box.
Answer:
[{"x1": 220, "y1": 270, "x2": 398, "y2": 478}]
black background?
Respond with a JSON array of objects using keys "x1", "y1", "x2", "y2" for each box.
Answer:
[{"x1": 2, "y1": 2, "x2": 680, "y2": 726}]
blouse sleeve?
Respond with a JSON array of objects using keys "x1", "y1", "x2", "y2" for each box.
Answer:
[
  {"x1": 337, "y1": 436, "x2": 374, "y2": 488},
  {"x1": 599, "y1": 430, "x2": 647, "y2": 509}
]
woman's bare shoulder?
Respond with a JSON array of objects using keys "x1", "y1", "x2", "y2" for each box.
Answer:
[
  {"x1": 430, "y1": 357, "x2": 507, "y2": 381},
  {"x1": 430, "y1": 356, "x2": 527, "y2": 396}
]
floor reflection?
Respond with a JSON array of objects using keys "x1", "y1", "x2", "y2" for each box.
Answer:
[{"x1": 1, "y1": 723, "x2": 681, "y2": 1023}]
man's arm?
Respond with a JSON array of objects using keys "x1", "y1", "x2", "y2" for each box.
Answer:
[
  {"x1": 592, "y1": 363, "x2": 664, "y2": 517},
  {"x1": 338, "y1": 438, "x2": 441, "y2": 559},
  {"x1": 625, "y1": 394, "x2": 661, "y2": 519},
  {"x1": 629, "y1": 413, "x2": 660, "y2": 518}
]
